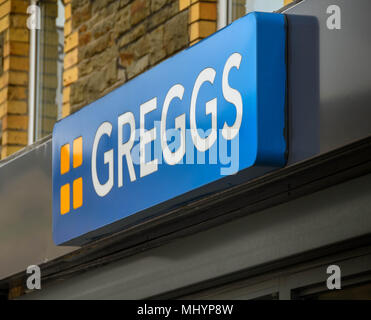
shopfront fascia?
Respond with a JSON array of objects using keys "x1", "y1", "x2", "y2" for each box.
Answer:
[{"x1": 1, "y1": 0, "x2": 371, "y2": 299}]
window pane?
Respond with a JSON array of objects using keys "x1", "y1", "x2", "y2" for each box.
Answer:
[
  {"x1": 230, "y1": 0, "x2": 285, "y2": 22},
  {"x1": 35, "y1": 0, "x2": 65, "y2": 141}
]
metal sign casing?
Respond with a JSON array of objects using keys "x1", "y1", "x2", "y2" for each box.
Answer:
[{"x1": 52, "y1": 12, "x2": 287, "y2": 245}]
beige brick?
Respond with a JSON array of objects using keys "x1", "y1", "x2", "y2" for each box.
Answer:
[
  {"x1": 190, "y1": 39, "x2": 200, "y2": 46},
  {"x1": 65, "y1": 3, "x2": 71, "y2": 20},
  {"x1": 189, "y1": 2, "x2": 217, "y2": 23},
  {"x1": 3, "y1": 56, "x2": 9, "y2": 71},
  {"x1": 191, "y1": 0, "x2": 217, "y2": 3},
  {"x1": 0, "y1": 102, "x2": 6, "y2": 118},
  {"x1": 64, "y1": 31, "x2": 78, "y2": 52},
  {"x1": 8, "y1": 71, "x2": 28, "y2": 85},
  {"x1": 10, "y1": 13, "x2": 27, "y2": 28},
  {"x1": 0, "y1": 72, "x2": 8, "y2": 88},
  {"x1": 7, "y1": 100, "x2": 27, "y2": 114},
  {"x1": 2, "y1": 114, "x2": 28, "y2": 130},
  {"x1": 64, "y1": 19, "x2": 72, "y2": 36},
  {"x1": 63, "y1": 86, "x2": 70, "y2": 104},
  {"x1": 63, "y1": 66, "x2": 78, "y2": 86},
  {"x1": 3, "y1": 130, "x2": 28, "y2": 145},
  {"x1": 11, "y1": 0, "x2": 28, "y2": 14},
  {"x1": 179, "y1": 0, "x2": 190, "y2": 11},
  {"x1": 0, "y1": 1, "x2": 10, "y2": 19},
  {"x1": 0, "y1": 87, "x2": 7, "y2": 103},
  {"x1": 189, "y1": 20, "x2": 216, "y2": 41},
  {"x1": 0, "y1": 14, "x2": 9, "y2": 32},
  {"x1": 8, "y1": 86, "x2": 27, "y2": 100},
  {"x1": 7, "y1": 56, "x2": 29, "y2": 71},
  {"x1": 4, "y1": 41, "x2": 29, "y2": 56},
  {"x1": 62, "y1": 103, "x2": 70, "y2": 118},
  {"x1": 9, "y1": 28, "x2": 29, "y2": 42},
  {"x1": 64, "y1": 48, "x2": 78, "y2": 69}
]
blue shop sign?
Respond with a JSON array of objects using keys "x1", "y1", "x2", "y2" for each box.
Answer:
[{"x1": 52, "y1": 12, "x2": 287, "y2": 245}]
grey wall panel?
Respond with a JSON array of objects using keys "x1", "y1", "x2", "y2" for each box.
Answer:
[
  {"x1": 0, "y1": 140, "x2": 78, "y2": 280},
  {"x1": 286, "y1": 0, "x2": 371, "y2": 163},
  {"x1": 2, "y1": 0, "x2": 371, "y2": 283},
  {"x1": 21, "y1": 173, "x2": 371, "y2": 299}
]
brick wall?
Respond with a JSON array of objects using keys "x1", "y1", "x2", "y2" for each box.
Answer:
[
  {"x1": 63, "y1": 0, "x2": 188, "y2": 116},
  {"x1": 62, "y1": 0, "x2": 299, "y2": 118},
  {"x1": 0, "y1": 0, "x2": 294, "y2": 160},
  {"x1": 0, "y1": 0, "x2": 29, "y2": 159}
]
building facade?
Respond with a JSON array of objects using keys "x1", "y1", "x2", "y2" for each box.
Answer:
[
  {"x1": 0, "y1": 0, "x2": 292, "y2": 159},
  {"x1": 2, "y1": 0, "x2": 371, "y2": 300}
]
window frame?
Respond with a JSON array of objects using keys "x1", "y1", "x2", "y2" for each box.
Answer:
[
  {"x1": 168, "y1": 244, "x2": 371, "y2": 300},
  {"x1": 27, "y1": 0, "x2": 39, "y2": 144},
  {"x1": 28, "y1": 0, "x2": 65, "y2": 145},
  {"x1": 218, "y1": 0, "x2": 288, "y2": 29},
  {"x1": 218, "y1": 0, "x2": 228, "y2": 29}
]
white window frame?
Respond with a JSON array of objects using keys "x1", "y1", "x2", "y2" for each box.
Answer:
[
  {"x1": 218, "y1": 0, "x2": 287, "y2": 30},
  {"x1": 218, "y1": 0, "x2": 229, "y2": 30},
  {"x1": 28, "y1": 0, "x2": 38, "y2": 144},
  {"x1": 28, "y1": 0, "x2": 65, "y2": 145}
]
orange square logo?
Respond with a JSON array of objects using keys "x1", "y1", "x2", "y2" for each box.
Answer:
[
  {"x1": 60, "y1": 183, "x2": 70, "y2": 215},
  {"x1": 73, "y1": 137, "x2": 83, "y2": 168},
  {"x1": 60, "y1": 144, "x2": 70, "y2": 175},
  {"x1": 60, "y1": 137, "x2": 84, "y2": 215},
  {"x1": 73, "y1": 177, "x2": 83, "y2": 209}
]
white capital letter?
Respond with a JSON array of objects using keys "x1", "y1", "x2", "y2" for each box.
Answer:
[
  {"x1": 118, "y1": 112, "x2": 137, "y2": 186},
  {"x1": 190, "y1": 68, "x2": 217, "y2": 152},
  {"x1": 222, "y1": 53, "x2": 243, "y2": 140},
  {"x1": 161, "y1": 84, "x2": 186, "y2": 165},
  {"x1": 140, "y1": 98, "x2": 158, "y2": 177},
  {"x1": 92, "y1": 122, "x2": 114, "y2": 197}
]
